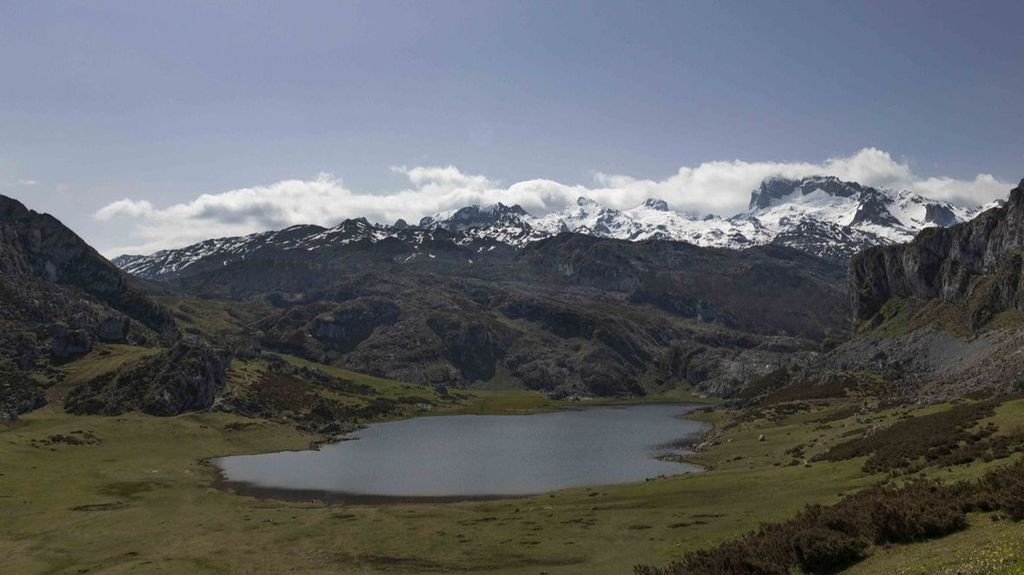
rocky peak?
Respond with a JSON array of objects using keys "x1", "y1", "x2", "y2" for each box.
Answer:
[
  {"x1": 641, "y1": 198, "x2": 670, "y2": 211},
  {"x1": 1011, "y1": 178, "x2": 1024, "y2": 208},
  {"x1": 422, "y1": 202, "x2": 530, "y2": 232},
  {"x1": 850, "y1": 188, "x2": 902, "y2": 228},
  {"x1": 923, "y1": 203, "x2": 959, "y2": 226},
  {"x1": 749, "y1": 176, "x2": 866, "y2": 211},
  {"x1": 493, "y1": 202, "x2": 530, "y2": 217}
]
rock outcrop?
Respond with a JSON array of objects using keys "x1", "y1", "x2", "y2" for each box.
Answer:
[
  {"x1": 309, "y1": 298, "x2": 401, "y2": 352},
  {"x1": 64, "y1": 337, "x2": 231, "y2": 416},
  {"x1": 50, "y1": 324, "x2": 94, "y2": 362},
  {"x1": 0, "y1": 359, "x2": 45, "y2": 420}
]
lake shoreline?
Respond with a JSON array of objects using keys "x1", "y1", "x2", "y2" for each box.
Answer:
[{"x1": 212, "y1": 403, "x2": 712, "y2": 505}]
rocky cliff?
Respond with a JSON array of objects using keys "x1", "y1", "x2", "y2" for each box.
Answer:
[
  {"x1": 850, "y1": 179, "x2": 1024, "y2": 328},
  {"x1": 0, "y1": 195, "x2": 175, "y2": 335}
]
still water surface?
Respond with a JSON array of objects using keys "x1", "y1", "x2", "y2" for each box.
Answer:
[{"x1": 215, "y1": 403, "x2": 708, "y2": 498}]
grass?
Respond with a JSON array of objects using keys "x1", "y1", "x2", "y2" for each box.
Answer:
[
  {"x1": 0, "y1": 412, "x2": 870, "y2": 575},
  {"x1": 155, "y1": 296, "x2": 269, "y2": 338},
  {"x1": 0, "y1": 401, "x2": 871, "y2": 574},
  {"x1": 2, "y1": 349, "x2": 1022, "y2": 574},
  {"x1": 47, "y1": 344, "x2": 163, "y2": 403},
  {"x1": 263, "y1": 352, "x2": 438, "y2": 407}
]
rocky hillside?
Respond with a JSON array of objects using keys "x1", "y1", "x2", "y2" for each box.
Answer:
[
  {"x1": 0, "y1": 194, "x2": 177, "y2": 417},
  {"x1": 0, "y1": 195, "x2": 174, "y2": 334},
  {"x1": 63, "y1": 337, "x2": 231, "y2": 416},
  {"x1": 121, "y1": 225, "x2": 849, "y2": 397},
  {"x1": 115, "y1": 176, "x2": 982, "y2": 281}
]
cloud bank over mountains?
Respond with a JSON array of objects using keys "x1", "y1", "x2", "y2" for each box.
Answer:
[{"x1": 95, "y1": 148, "x2": 1012, "y2": 256}]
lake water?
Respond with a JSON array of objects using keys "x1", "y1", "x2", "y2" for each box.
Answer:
[{"x1": 214, "y1": 403, "x2": 708, "y2": 499}]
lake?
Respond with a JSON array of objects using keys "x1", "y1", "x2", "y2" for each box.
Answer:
[{"x1": 214, "y1": 403, "x2": 708, "y2": 500}]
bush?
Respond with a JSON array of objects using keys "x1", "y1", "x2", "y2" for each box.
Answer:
[
  {"x1": 868, "y1": 482, "x2": 966, "y2": 543},
  {"x1": 635, "y1": 463, "x2": 1024, "y2": 575},
  {"x1": 793, "y1": 527, "x2": 868, "y2": 573},
  {"x1": 814, "y1": 399, "x2": 1004, "y2": 472}
]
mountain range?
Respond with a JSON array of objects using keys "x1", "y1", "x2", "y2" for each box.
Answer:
[
  {"x1": 114, "y1": 175, "x2": 990, "y2": 280},
  {"x1": 4, "y1": 176, "x2": 1022, "y2": 419}
]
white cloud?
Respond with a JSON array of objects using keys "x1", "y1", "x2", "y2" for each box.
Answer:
[
  {"x1": 96, "y1": 147, "x2": 1015, "y2": 255},
  {"x1": 908, "y1": 174, "x2": 1008, "y2": 207},
  {"x1": 95, "y1": 199, "x2": 154, "y2": 220},
  {"x1": 1, "y1": 178, "x2": 42, "y2": 187}
]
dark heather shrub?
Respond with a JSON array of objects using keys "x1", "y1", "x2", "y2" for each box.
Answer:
[
  {"x1": 793, "y1": 528, "x2": 868, "y2": 573},
  {"x1": 637, "y1": 458, "x2": 1024, "y2": 575}
]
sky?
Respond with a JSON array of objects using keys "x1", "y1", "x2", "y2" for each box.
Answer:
[{"x1": 1, "y1": 0, "x2": 1022, "y2": 256}]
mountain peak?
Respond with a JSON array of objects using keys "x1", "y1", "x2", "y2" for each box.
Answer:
[
  {"x1": 420, "y1": 202, "x2": 532, "y2": 233},
  {"x1": 489, "y1": 202, "x2": 530, "y2": 217},
  {"x1": 640, "y1": 198, "x2": 669, "y2": 211},
  {"x1": 749, "y1": 175, "x2": 867, "y2": 211},
  {"x1": 575, "y1": 196, "x2": 601, "y2": 208}
]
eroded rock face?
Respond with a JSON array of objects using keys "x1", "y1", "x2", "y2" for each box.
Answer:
[
  {"x1": 144, "y1": 339, "x2": 231, "y2": 416},
  {"x1": 426, "y1": 317, "x2": 498, "y2": 382},
  {"x1": 309, "y1": 298, "x2": 400, "y2": 352},
  {"x1": 850, "y1": 179, "x2": 1024, "y2": 324},
  {"x1": 96, "y1": 315, "x2": 130, "y2": 343}
]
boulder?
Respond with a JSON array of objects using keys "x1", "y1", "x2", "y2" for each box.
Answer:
[
  {"x1": 50, "y1": 324, "x2": 93, "y2": 361},
  {"x1": 96, "y1": 315, "x2": 130, "y2": 343}
]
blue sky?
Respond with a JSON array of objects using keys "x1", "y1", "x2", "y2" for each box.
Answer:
[{"x1": 1, "y1": 0, "x2": 1021, "y2": 254}]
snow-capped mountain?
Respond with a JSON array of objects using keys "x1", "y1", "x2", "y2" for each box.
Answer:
[
  {"x1": 114, "y1": 176, "x2": 994, "y2": 280},
  {"x1": 419, "y1": 176, "x2": 988, "y2": 252}
]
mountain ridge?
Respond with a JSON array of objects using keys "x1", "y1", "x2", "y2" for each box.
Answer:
[{"x1": 114, "y1": 175, "x2": 989, "y2": 281}]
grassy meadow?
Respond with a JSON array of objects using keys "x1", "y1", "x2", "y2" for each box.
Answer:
[{"x1": 3, "y1": 346, "x2": 1024, "y2": 574}]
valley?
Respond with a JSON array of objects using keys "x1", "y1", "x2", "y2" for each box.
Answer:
[
  {"x1": 5, "y1": 5, "x2": 1022, "y2": 574},
  {"x1": 3, "y1": 178, "x2": 1024, "y2": 574}
]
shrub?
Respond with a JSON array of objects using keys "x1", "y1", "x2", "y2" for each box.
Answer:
[
  {"x1": 814, "y1": 399, "x2": 1003, "y2": 472},
  {"x1": 867, "y1": 481, "x2": 966, "y2": 543},
  {"x1": 792, "y1": 528, "x2": 868, "y2": 573},
  {"x1": 634, "y1": 465, "x2": 1024, "y2": 575}
]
